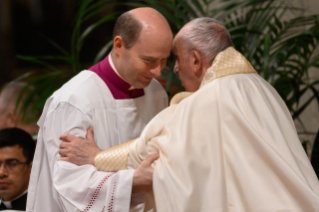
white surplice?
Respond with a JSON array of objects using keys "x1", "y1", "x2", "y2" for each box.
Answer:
[
  {"x1": 26, "y1": 70, "x2": 168, "y2": 212},
  {"x1": 128, "y1": 47, "x2": 319, "y2": 211}
]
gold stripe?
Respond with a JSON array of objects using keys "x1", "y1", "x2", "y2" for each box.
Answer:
[
  {"x1": 94, "y1": 138, "x2": 136, "y2": 172},
  {"x1": 200, "y1": 47, "x2": 257, "y2": 88}
]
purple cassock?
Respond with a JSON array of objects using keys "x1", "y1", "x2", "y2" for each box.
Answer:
[{"x1": 89, "y1": 54, "x2": 144, "y2": 99}]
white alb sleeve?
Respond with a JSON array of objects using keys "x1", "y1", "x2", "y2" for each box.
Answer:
[{"x1": 43, "y1": 102, "x2": 135, "y2": 212}]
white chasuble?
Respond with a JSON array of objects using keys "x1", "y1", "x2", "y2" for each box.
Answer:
[
  {"x1": 26, "y1": 71, "x2": 168, "y2": 212},
  {"x1": 95, "y1": 47, "x2": 319, "y2": 211}
]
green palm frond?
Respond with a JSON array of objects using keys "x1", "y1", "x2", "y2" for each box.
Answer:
[{"x1": 17, "y1": 0, "x2": 118, "y2": 121}]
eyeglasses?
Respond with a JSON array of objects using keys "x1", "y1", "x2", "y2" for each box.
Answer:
[{"x1": 0, "y1": 159, "x2": 29, "y2": 172}]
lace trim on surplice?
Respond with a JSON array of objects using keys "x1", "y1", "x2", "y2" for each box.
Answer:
[
  {"x1": 107, "y1": 173, "x2": 119, "y2": 212},
  {"x1": 84, "y1": 174, "x2": 113, "y2": 212}
]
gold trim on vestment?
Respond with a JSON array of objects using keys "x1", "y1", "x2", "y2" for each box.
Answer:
[
  {"x1": 200, "y1": 46, "x2": 257, "y2": 88},
  {"x1": 94, "y1": 138, "x2": 137, "y2": 172}
]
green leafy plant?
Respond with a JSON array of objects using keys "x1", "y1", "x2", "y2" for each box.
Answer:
[{"x1": 16, "y1": 0, "x2": 118, "y2": 118}]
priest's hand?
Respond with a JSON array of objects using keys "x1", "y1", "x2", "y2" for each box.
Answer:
[
  {"x1": 58, "y1": 128, "x2": 102, "y2": 165},
  {"x1": 132, "y1": 153, "x2": 159, "y2": 193}
]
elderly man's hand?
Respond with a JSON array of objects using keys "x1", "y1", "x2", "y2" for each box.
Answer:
[
  {"x1": 132, "y1": 153, "x2": 159, "y2": 193},
  {"x1": 58, "y1": 128, "x2": 102, "y2": 165}
]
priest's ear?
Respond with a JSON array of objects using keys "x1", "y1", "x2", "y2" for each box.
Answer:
[
  {"x1": 113, "y1": 36, "x2": 124, "y2": 56},
  {"x1": 191, "y1": 50, "x2": 203, "y2": 77}
]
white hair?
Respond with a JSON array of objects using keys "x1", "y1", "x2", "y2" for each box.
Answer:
[{"x1": 181, "y1": 17, "x2": 233, "y2": 63}]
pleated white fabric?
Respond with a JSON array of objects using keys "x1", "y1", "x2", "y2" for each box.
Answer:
[{"x1": 128, "y1": 48, "x2": 319, "y2": 212}]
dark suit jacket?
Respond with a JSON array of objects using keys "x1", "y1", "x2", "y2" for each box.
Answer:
[{"x1": 0, "y1": 192, "x2": 27, "y2": 211}]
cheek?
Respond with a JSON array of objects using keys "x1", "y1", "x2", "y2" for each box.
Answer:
[
  {"x1": 178, "y1": 72, "x2": 191, "y2": 88},
  {"x1": 5, "y1": 173, "x2": 19, "y2": 189},
  {"x1": 179, "y1": 67, "x2": 192, "y2": 80},
  {"x1": 13, "y1": 169, "x2": 30, "y2": 184},
  {"x1": 130, "y1": 58, "x2": 145, "y2": 70},
  {"x1": 136, "y1": 62, "x2": 151, "y2": 76},
  {"x1": 123, "y1": 53, "x2": 139, "y2": 75}
]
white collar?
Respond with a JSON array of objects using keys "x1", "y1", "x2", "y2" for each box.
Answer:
[
  {"x1": 0, "y1": 189, "x2": 28, "y2": 209},
  {"x1": 109, "y1": 53, "x2": 135, "y2": 90},
  {"x1": 2, "y1": 200, "x2": 12, "y2": 209}
]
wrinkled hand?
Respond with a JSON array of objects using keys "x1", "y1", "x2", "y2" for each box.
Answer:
[
  {"x1": 58, "y1": 128, "x2": 102, "y2": 165},
  {"x1": 132, "y1": 153, "x2": 159, "y2": 193}
]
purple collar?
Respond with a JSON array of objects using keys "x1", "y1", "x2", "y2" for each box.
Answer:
[{"x1": 89, "y1": 54, "x2": 144, "y2": 99}]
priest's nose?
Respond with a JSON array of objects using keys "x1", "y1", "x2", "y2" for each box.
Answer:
[
  {"x1": 0, "y1": 163, "x2": 9, "y2": 178},
  {"x1": 150, "y1": 65, "x2": 161, "y2": 77}
]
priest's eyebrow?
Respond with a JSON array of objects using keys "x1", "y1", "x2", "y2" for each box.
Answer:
[{"x1": 0, "y1": 158, "x2": 21, "y2": 163}]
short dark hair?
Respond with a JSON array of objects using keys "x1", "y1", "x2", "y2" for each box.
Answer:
[
  {"x1": 0, "y1": 128, "x2": 36, "y2": 163},
  {"x1": 112, "y1": 12, "x2": 143, "y2": 49}
]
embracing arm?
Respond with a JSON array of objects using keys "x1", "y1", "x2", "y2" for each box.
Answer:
[
  {"x1": 58, "y1": 93, "x2": 189, "y2": 173},
  {"x1": 59, "y1": 129, "x2": 158, "y2": 193},
  {"x1": 43, "y1": 103, "x2": 135, "y2": 212}
]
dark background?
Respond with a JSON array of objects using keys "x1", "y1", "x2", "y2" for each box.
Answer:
[{"x1": 0, "y1": 0, "x2": 120, "y2": 88}]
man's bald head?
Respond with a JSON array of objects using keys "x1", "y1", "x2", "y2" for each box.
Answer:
[
  {"x1": 113, "y1": 7, "x2": 172, "y2": 49},
  {"x1": 175, "y1": 18, "x2": 233, "y2": 64},
  {"x1": 111, "y1": 8, "x2": 172, "y2": 88}
]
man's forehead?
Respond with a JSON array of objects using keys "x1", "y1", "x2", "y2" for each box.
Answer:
[
  {"x1": 172, "y1": 37, "x2": 182, "y2": 55},
  {"x1": 134, "y1": 34, "x2": 172, "y2": 59},
  {"x1": 138, "y1": 27, "x2": 172, "y2": 43},
  {"x1": 0, "y1": 145, "x2": 25, "y2": 160}
]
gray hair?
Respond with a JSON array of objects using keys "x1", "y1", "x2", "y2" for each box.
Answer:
[
  {"x1": 181, "y1": 18, "x2": 233, "y2": 63},
  {"x1": 0, "y1": 82, "x2": 31, "y2": 116}
]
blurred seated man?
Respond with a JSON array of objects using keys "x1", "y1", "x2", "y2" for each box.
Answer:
[
  {"x1": 0, "y1": 128, "x2": 35, "y2": 211},
  {"x1": 0, "y1": 82, "x2": 39, "y2": 135}
]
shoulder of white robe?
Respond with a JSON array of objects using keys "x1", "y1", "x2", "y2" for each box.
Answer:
[{"x1": 170, "y1": 92, "x2": 193, "y2": 106}]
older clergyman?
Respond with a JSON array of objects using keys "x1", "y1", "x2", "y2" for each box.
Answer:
[
  {"x1": 27, "y1": 8, "x2": 172, "y2": 212},
  {"x1": 59, "y1": 18, "x2": 319, "y2": 211}
]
